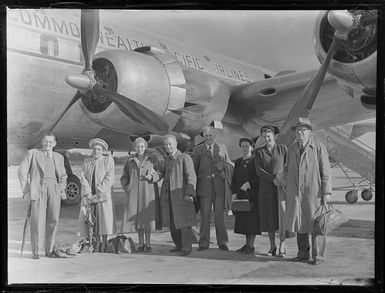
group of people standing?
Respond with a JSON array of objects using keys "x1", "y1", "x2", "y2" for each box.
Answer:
[{"x1": 18, "y1": 117, "x2": 331, "y2": 265}]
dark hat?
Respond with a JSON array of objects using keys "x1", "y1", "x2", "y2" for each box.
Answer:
[
  {"x1": 260, "y1": 124, "x2": 280, "y2": 135},
  {"x1": 239, "y1": 137, "x2": 254, "y2": 147},
  {"x1": 291, "y1": 117, "x2": 313, "y2": 131}
]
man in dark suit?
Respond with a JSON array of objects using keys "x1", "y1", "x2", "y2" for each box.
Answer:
[
  {"x1": 18, "y1": 133, "x2": 67, "y2": 259},
  {"x1": 193, "y1": 126, "x2": 232, "y2": 251}
]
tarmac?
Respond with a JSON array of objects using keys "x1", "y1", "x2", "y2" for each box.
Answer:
[{"x1": 6, "y1": 164, "x2": 375, "y2": 285}]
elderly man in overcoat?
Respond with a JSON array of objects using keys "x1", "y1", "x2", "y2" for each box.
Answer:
[
  {"x1": 150, "y1": 134, "x2": 197, "y2": 256},
  {"x1": 279, "y1": 117, "x2": 332, "y2": 265},
  {"x1": 18, "y1": 133, "x2": 67, "y2": 259},
  {"x1": 193, "y1": 126, "x2": 233, "y2": 251}
]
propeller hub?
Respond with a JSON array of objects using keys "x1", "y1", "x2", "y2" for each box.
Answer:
[
  {"x1": 65, "y1": 71, "x2": 96, "y2": 91},
  {"x1": 328, "y1": 10, "x2": 356, "y2": 40}
]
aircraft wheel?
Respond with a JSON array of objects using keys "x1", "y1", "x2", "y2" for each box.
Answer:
[
  {"x1": 361, "y1": 188, "x2": 373, "y2": 201},
  {"x1": 345, "y1": 190, "x2": 358, "y2": 204},
  {"x1": 62, "y1": 174, "x2": 82, "y2": 206}
]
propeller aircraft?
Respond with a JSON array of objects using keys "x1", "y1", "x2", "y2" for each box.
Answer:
[{"x1": 7, "y1": 9, "x2": 377, "y2": 204}]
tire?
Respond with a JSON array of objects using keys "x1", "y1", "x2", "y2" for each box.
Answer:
[{"x1": 62, "y1": 174, "x2": 82, "y2": 206}]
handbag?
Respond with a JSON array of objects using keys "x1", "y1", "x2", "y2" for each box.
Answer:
[
  {"x1": 106, "y1": 234, "x2": 136, "y2": 254},
  {"x1": 87, "y1": 192, "x2": 108, "y2": 204},
  {"x1": 313, "y1": 203, "x2": 349, "y2": 235},
  {"x1": 231, "y1": 190, "x2": 253, "y2": 213}
]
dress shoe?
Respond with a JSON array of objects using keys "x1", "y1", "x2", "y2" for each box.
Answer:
[
  {"x1": 45, "y1": 250, "x2": 66, "y2": 258},
  {"x1": 218, "y1": 244, "x2": 229, "y2": 251},
  {"x1": 136, "y1": 246, "x2": 145, "y2": 253},
  {"x1": 291, "y1": 256, "x2": 309, "y2": 262},
  {"x1": 197, "y1": 246, "x2": 208, "y2": 251},
  {"x1": 236, "y1": 244, "x2": 248, "y2": 253},
  {"x1": 144, "y1": 245, "x2": 152, "y2": 252},
  {"x1": 169, "y1": 247, "x2": 181, "y2": 253},
  {"x1": 241, "y1": 246, "x2": 255, "y2": 254},
  {"x1": 32, "y1": 254, "x2": 40, "y2": 259},
  {"x1": 267, "y1": 246, "x2": 277, "y2": 256},
  {"x1": 308, "y1": 259, "x2": 324, "y2": 265},
  {"x1": 180, "y1": 251, "x2": 191, "y2": 256}
]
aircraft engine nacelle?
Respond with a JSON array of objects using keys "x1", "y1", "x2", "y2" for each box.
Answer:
[
  {"x1": 314, "y1": 10, "x2": 377, "y2": 110},
  {"x1": 79, "y1": 47, "x2": 186, "y2": 134}
]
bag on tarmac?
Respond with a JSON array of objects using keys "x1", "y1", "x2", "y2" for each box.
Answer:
[
  {"x1": 106, "y1": 233, "x2": 136, "y2": 254},
  {"x1": 313, "y1": 203, "x2": 349, "y2": 235}
]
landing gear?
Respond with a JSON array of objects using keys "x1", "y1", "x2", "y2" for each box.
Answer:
[
  {"x1": 345, "y1": 189, "x2": 358, "y2": 204},
  {"x1": 361, "y1": 188, "x2": 373, "y2": 201},
  {"x1": 62, "y1": 174, "x2": 82, "y2": 206}
]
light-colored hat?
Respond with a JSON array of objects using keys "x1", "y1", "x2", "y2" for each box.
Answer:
[
  {"x1": 291, "y1": 117, "x2": 313, "y2": 131},
  {"x1": 89, "y1": 138, "x2": 108, "y2": 150}
]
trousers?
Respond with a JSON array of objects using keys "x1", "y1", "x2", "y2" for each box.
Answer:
[
  {"x1": 30, "y1": 182, "x2": 61, "y2": 255},
  {"x1": 296, "y1": 233, "x2": 327, "y2": 260},
  {"x1": 198, "y1": 193, "x2": 228, "y2": 248}
]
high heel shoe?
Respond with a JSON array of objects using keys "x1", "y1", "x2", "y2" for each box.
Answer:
[
  {"x1": 136, "y1": 246, "x2": 145, "y2": 253},
  {"x1": 267, "y1": 246, "x2": 277, "y2": 256},
  {"x1": 144, "y1": 245, "x2": 152, "y2": 252},
  {"x1": 278, "y1": 248, "x2": 286, "y2": 257}
]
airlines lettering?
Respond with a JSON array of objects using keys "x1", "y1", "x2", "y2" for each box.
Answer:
[{"x1": 14, "y1": 9, "x2": 252, "y2": 83}]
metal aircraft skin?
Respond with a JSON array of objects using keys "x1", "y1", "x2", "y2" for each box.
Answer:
[{"x1": 7, "y1": 9, "x2": 377, "y2": 164}]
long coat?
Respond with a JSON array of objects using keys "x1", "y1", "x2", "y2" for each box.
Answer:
[
  {"x1": 153, "y1": 150, "x2": 197, "y2": 230},
  {"x1": 284, "y1": 138, "x2": 332, "y2": 233},
  {"x1": 78, "y1": 155, "x2": 116, "y2": 236},
  {"x1": 232, "y1": 156, "x2": 261, "y2": 235},
  {"x1": 254, "y1": 143, "x2": 287, "y2": 232},
  {"x1": 18, "y1": 149, "x2": 67, "y2": 200},
  {"x1": 120, "y1": 155, "x2": 161, "y2": 232},
  {"x1": 192, "y1": 143, "x2": 232, "y2": 197}
]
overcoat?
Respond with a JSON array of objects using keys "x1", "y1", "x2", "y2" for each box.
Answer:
[
  {"x1": 192, "y1": 143, "x2": 232, "y2": 197},
  {"x1": 153, "y1": 150, "x2": 197, "y2": 230},
  {"x1": 284, "y1": 138, "x2": 332, "y2": 233},
  {"x1": 120, "y1": 155, "x2": 161, "y2": 232},
  {"x1": 18, "y1": 149, "x2": 67, "y2": 200},
  {"x1": 78, "y1": 155, "x2": 116, "y2": 236}
]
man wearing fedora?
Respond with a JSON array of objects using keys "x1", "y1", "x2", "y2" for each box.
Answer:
[
  {"x1": 279, "y1": 117, "x2": 332, "y2": 265},
  {"x1": 18, "y1": 133, "x2": 67, "y2": 259}
]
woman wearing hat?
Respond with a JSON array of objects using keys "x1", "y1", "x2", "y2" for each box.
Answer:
[
  {"x1": 78, "y1": 138, "x2": 116, "y2": 252},
  {"x1": 254, "y1": 125, "x2": 289, "y2": 257},
  {"x1": 231, "y1": 137, "x2": 261, "y2": 254},
  {"x1": 120, "y1": 137, "x2": 161, "y2": 252}
]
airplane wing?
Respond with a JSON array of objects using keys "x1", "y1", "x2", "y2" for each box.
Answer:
[{"x1": 224, "y1": 70, "x2": 374, "y2": 134}]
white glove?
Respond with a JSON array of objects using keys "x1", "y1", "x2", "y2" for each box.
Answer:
[{"x1": 240, "y1": 181, "x2": 251, "y2": 191}]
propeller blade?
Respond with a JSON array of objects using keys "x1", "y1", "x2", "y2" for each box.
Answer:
[
  {"x1": 93, "y1": 84, "x2": 169, "y2": 134},
  {"x1": 81, "y1": 10, "x2": 100, "y2": 71},
  {"x1": 28, "y1": 92, "x2": 82, "y2": 148}
]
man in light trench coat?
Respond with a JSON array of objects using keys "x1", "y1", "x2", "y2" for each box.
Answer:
[{"x1": 277, "y1": 117, "x2": 332, "y2": 265}]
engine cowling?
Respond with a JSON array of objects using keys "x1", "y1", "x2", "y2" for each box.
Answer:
[
  {"x1": 79, "y1": 46, "x2": 186, "y2": 134},
  {"x1": 314, "y1": 10, "x2": 377, "y2": 109}
]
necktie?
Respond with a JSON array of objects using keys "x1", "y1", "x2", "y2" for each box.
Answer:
[
  {"x1": 44, "y1": 151, "x2": 52, "y2": 158},
  {"x1": 208, "y1": 145, "x2": 212, "y2": 156}
]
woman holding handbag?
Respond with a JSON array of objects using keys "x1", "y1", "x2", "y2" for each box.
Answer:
[
  {"x1": 231, "y1": 137, "x2": 260, "y2": 254},
  {"x1": 120, "y1": 137, "x2": 162, "y2": 252},
  {"x1": 78, "y1": 138, "x2": 116, "y2": 252}
]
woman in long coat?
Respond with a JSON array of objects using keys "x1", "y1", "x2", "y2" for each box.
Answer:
[
  {"x1": 78, "y1": 138, "x2": 116, "y2": 252},
  {"x1": 120, "y1": 137, "x2": 161, "y2": 252},
  {"x1": 232, "y1": 138, "x2": 260, "y2": 254},
  {"x1": 254, "y1": 125, "x2": 288, "y2": 256}
]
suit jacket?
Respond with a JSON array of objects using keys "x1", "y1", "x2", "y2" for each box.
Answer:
[
  {"x1": 192, "y1": 143, "x2": 232, "y2": 197},
  {"x1": 18, "y1": 149, "x2": 67, "y2": 201}
]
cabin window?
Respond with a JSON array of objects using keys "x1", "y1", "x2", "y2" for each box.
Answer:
[{"x1": 40, "y1": 34, "x2": 59, "y2": 56}]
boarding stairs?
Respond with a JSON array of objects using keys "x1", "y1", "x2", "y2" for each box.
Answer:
[{"x1": 313, "y1": 126, "x2": 375, "y2": 186}]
